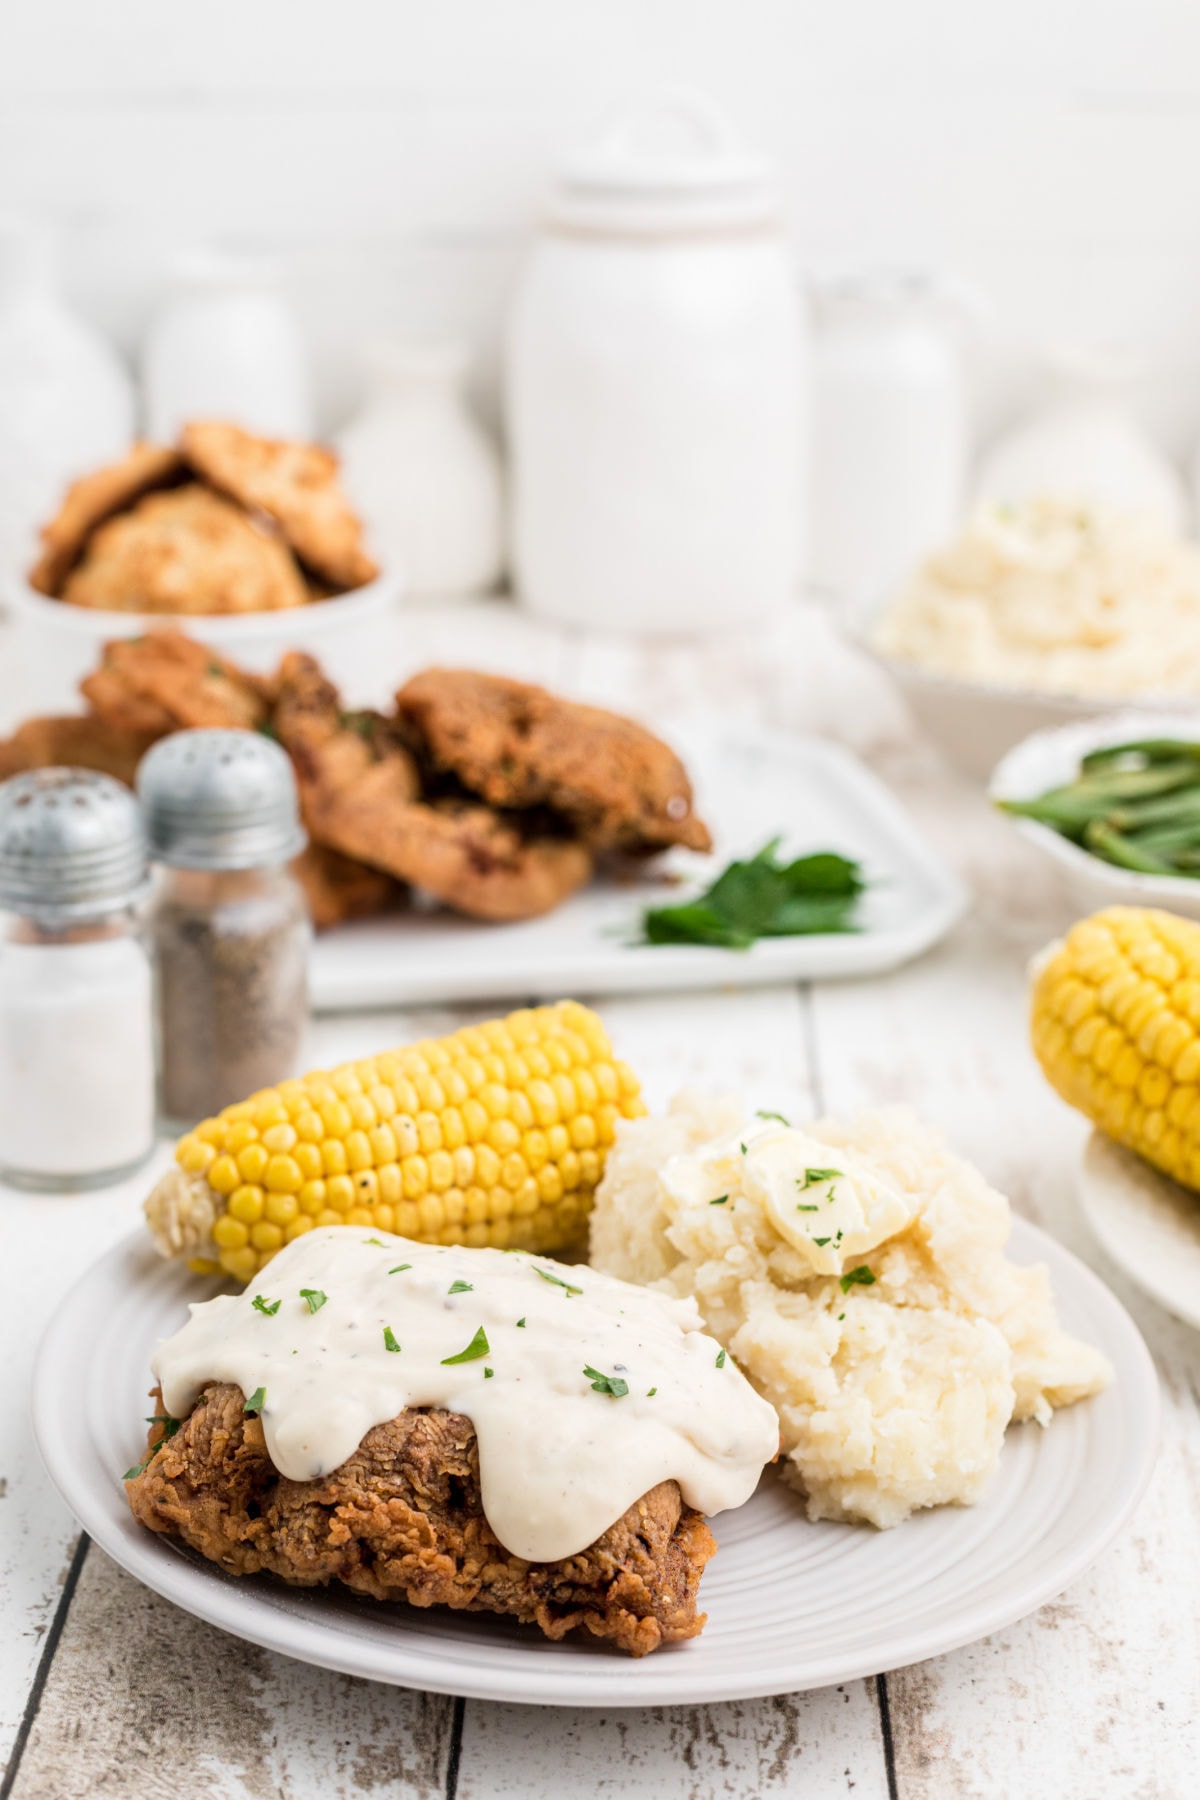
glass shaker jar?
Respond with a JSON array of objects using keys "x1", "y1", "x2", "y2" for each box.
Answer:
[
  {"x1": 0, "y1": 768, "x2": 156, "y2": 1189},
  {"x1": 137, "y1": 729, "x2": 310, "y2": 1129}
]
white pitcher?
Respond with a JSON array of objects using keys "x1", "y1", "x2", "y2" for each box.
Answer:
[
  {"x1": 336, "y1": 341, "x2": 504, "y2": 599},
  {"x1": 0, "y1": 216, "x2": 134, "y2": 583},
  {"x1": 506, "y1": 95, "x2": 805, "y2": 634},
  {"x1": 142, "y1": 247, "x2": 313, "y2": 442}
]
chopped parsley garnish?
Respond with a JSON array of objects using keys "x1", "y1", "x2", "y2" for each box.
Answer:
[
  {"x1": 646, "y1": 1387, "x2": 658, "y2": 1397},
  {"x1": 388, "y1": 1264, "x2": 411, "y2": 1274},
  {"x1": 799, "y1": 1167, "x2": 843, "y2": 1189},
  {"x1": 299, "y1": 1288, "x2": 328, "y2": 1314},
  {"x1": 243, "y1": 1386, "x2": 266, "y2": 1414},
  {"x1": 813, "y1": 1236, "x2": 831, "y2": 1246},
  {"x1": 516, "y1": 1317, "x2": 526, "y2": 1328},
  {"x1": 839, "y1": 1265, "x2": 876, "y2": 1294},
  {"x1": 125, "y1": 1413, "x2": 184, "y2": 1475},
  {"x1": 709, "y1": 1194, "x2": 729, "y2": 1205},
  {"x1": 484, "y1": 1367, "x2": 494, "y2": 1379},
  {"x1": 638, "y1": 840, "x2": 865, "y2": 948},
  {"x1": 363, "y1": 1236, "x2": 384, "y2": 1246},
  {"x1": 534, "y1": 1267, "x2": 582, "y2": 1297},
  {"x1": 838, "y1": 1312, "x2": 845, "y2": 1321},
  {"x1": 441, "y1": 1326, "x2": 490, "y2": 1365},
  {"x1": 756, "y1": 1109, "x2": 790, "y2": 1126},
  {"x1": 795, "y1": 1203, "x2": 819, "y2": 1212},
  {"x1": 583, "y1": 1364, "x2": 630, "y2": 1398},
  {"x1": 252, "y1": 1295, "x2": 281, "y2": 1316},
  {"x1": 448, "y1": 1279, "x2": 474, "y2": 1295},
  {"x1": 739, "y1": 1142, "x2": 748, "y2": 1155},
  {"x1": 715, "y1": 1349, "x2": 727, "y2": 1369},
  {"x1": 383, "y1": 1326, "x2": 401, "y2": 1353}
]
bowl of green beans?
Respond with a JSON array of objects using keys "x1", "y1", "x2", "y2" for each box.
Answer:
[{"x1": 990, "y1": 711, "x2": 1200, "y2": 917}]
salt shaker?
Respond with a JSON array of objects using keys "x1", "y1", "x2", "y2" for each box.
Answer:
[
  {"x1": 138, "y1": 730, "x2": 310, "y2": 1128},
  {"x1": 0, "y1": 769, "x2": 155, "y2": 1189}
]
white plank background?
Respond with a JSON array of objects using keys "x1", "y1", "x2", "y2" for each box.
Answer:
[
  {"x1": 0, "y1": 596, "x2": 1195, "y2": 1798},
  {"x1": 4, "y1": 1, "x2": 1200, "y2": 453}
]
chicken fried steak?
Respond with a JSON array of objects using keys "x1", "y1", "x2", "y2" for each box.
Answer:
[{"x1": 126, "y1": 1382, "x2": 715, "y2": 1656}]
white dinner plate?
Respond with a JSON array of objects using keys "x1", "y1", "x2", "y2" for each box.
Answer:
[
  {"x1": 33, "y1": 1219, "x2": 1157, "y2": 1706},
  {"x1": 1079, "y1": 1129, "x2": 1200, "y2": 1330},
  {"x1": 308, "y1": 724, "x2": 968, "y2": 1012}
]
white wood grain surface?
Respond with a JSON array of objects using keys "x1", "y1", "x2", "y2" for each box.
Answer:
[{"x1": 0, "y1": 598, "x2": 1192, "y2": 1799}]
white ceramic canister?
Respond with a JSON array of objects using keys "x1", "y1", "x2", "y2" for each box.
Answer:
[
  {"x1": 808, "y1": 272, "x2": 970, "y2": 605},
  {"x1": 0, "y1": 215, "x2": 134, "y2": 584},
  {"x1": 507, "y1": 95, "x2": 805, "y2": 634},
  {"x1": 977, "y1": 345, "x2": 1187, "y2": 533},
  {"x1": 336, "y1": 340, "x2": 504, "y2": 599},
  {"x1": 142, "y1": 246, "x2": 314, "y2": 442}
]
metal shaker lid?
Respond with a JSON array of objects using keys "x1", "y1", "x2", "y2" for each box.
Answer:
[
  {"x1": 137, "y1": 728, "x2": 306, "y2": 871},
  {"x1": 0, "y1": 767, "x2": 150, "y2": 919}
]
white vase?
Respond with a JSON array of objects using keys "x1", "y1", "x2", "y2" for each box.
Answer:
[
  {"x1": 976, "y1": 347, "x2": 1187, "y2": 532},
  {"x1": 808, "y1": 272, "x2": 970, "y2": 604},
  {"x1": 142, "y1": 247, "x2": 314, "y2": 442},
  {"x1": 0, "y1": 216, "x2": 134, "y2": 583},
  {"x1": 336, "y1": 342, "x2": 504, "y2": 600},
  {"x1": 506, "y1": 94, "x2": 805, "y2": 634}
]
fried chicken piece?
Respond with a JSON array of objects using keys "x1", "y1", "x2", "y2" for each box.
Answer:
[
  {"x1": 29, "y1": 442, "x2": 184, "y2": 596},
  {"x1": 396, "y1": 668, "x2": 711, "y2": 855},
  {"x1": 290, "y1": 843, "x2": 398, "y2": 930},
  {"x1": 127, "y1": 1383, "x2": 714, "y2": 1656},
  {"x1": 182, "y1": 421, "x2": 377, "y2": 592},
  {"x1": 61, "y1": 485, "x2": 309, "y2": 615},
  {"x1": 274, "y1": 652, "x2": 592, "y2": 922},
  {"x1": 81, "y1": 632, "x2": 273, "y2": 737},
  {"x1": 0, "y1": 713, "x2": 159, "y2": 786}
]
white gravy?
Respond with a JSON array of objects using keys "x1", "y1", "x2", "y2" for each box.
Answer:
[{"x1": 152, "y1": 1226, "x2": 780, "y2": 1563}]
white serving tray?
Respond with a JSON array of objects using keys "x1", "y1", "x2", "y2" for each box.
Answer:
[{"x1": 310, "y1": 724, "x2": 968, "y2": 1012}]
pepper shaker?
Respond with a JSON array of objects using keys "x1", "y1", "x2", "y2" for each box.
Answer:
[
  {"x1": 138, "y1": 729, "x2": 310, "y2": 1128},
  {"x1": 0, "y1": 769, "x2": 156, "y2": 1189}
]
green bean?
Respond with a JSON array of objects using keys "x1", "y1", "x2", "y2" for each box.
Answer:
[
  {"x1": 1082, "y1": 821, "x2": 1181, "y2": 874},
  {"x1": 1081, "y1": 738, "x2": 1200, "y2": 771}
]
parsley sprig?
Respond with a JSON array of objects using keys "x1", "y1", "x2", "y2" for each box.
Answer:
[
  {"x1": 534, "y1": 1268, "x2": 582, "y2": 1297},
  {"x1": 442, "y1": 1327, "x2": 490, "y2": 1365},
  {"x1": 639, "y1": 839, "x2": 864, "y2": 949},
  {"x1": 583, "y1": 1365, "x2": 629, "y2": 1398}
]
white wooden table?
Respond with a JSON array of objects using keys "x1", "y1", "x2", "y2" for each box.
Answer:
[{"x1": 1, "y1": 599, "x2": 1196, "y2": 1800}]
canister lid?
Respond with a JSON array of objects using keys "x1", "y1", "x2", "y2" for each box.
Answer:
[
  {"x1": 137, "y1": 728, "x2": 306, "y2": 871},
  {"x1": 549, "y1": 94, "x2": 779, "y2": 235},
  {"x1": 0, "y1": 767, "x2": 149, "y2": 919}
]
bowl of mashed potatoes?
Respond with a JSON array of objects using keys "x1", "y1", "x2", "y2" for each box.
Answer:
[{"x1": 857, "y1": 498, "x2": 1200, "y2": 779}]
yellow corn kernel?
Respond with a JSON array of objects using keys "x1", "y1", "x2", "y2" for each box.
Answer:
[
  {"x1": 264, "y1": 1191, "x2": 299, "y2": 1227},
  {"x1": 176, "y1": 1135, "x2": 216, "y2": 1174},
  {"x1": 208, "y1": 1155, "x2": 240, "y2": 1195},
  {"x1": 236, "y1": 1143, "x2": 270, "y2": 1184},
  {"x1": 264, "y1": 1153, "x2": 302, "y2": 1193},
  {"x1": 228, "y1": 1184, "x2": 265, "y2": 1225}
]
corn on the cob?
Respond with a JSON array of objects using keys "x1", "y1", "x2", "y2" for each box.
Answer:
[
  {"x1": 1031, "y1": 905, "x2": 1200, "y2": 1188},
  {"x1": 145, "y1": 1000, "x2": 645, "y2": 1282}
]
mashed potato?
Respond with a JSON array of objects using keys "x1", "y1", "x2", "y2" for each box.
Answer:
[
  {"x1": 589, "y1": 1097, "x2": 1112, "y2": 1529},
  {"x1": 873, "y1": 497, "x2": 1200, "y2": 698}
]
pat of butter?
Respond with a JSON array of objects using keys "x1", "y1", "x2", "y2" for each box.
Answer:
[{"x1": 741, "y1": 1129, "x2": 914, "y2": 1275}]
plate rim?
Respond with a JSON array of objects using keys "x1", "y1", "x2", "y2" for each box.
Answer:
[
  {"x1": 1078, "y1": 1128, "x2": 1200, "y2": 1331},
  {"x1": 31, "y1": 1216, "x2": 1159, "y2": 1706}
]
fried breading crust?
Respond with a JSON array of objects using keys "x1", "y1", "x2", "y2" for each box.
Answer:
[
  {"x1": 0, "y1": 714, "x2": 160, "y2": 787},
  {"x1": 81, "y1": 632, "x2": 273, "y2": 736},
  {"x1": 396, "y1": 668, "x2": 712, "y2": 854},
  {"x1": 126, "y1": 1383, "x2": 714, "y2": 1656},
  {"x1": 182, "y1": 421, "x2": 377, "y2": 591},
  {"x1": 62, "y1": 485, "x2": 309, "y2": 615},
  {"x1": 29, "y1": 442, "x2": 185, "y2": 596},
  {"x1": 290, "y1": 843, "x2": 399, "y2": 931},
  {"x1": 274, "y1": 653, "x2": 592, "y2": 921}
]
